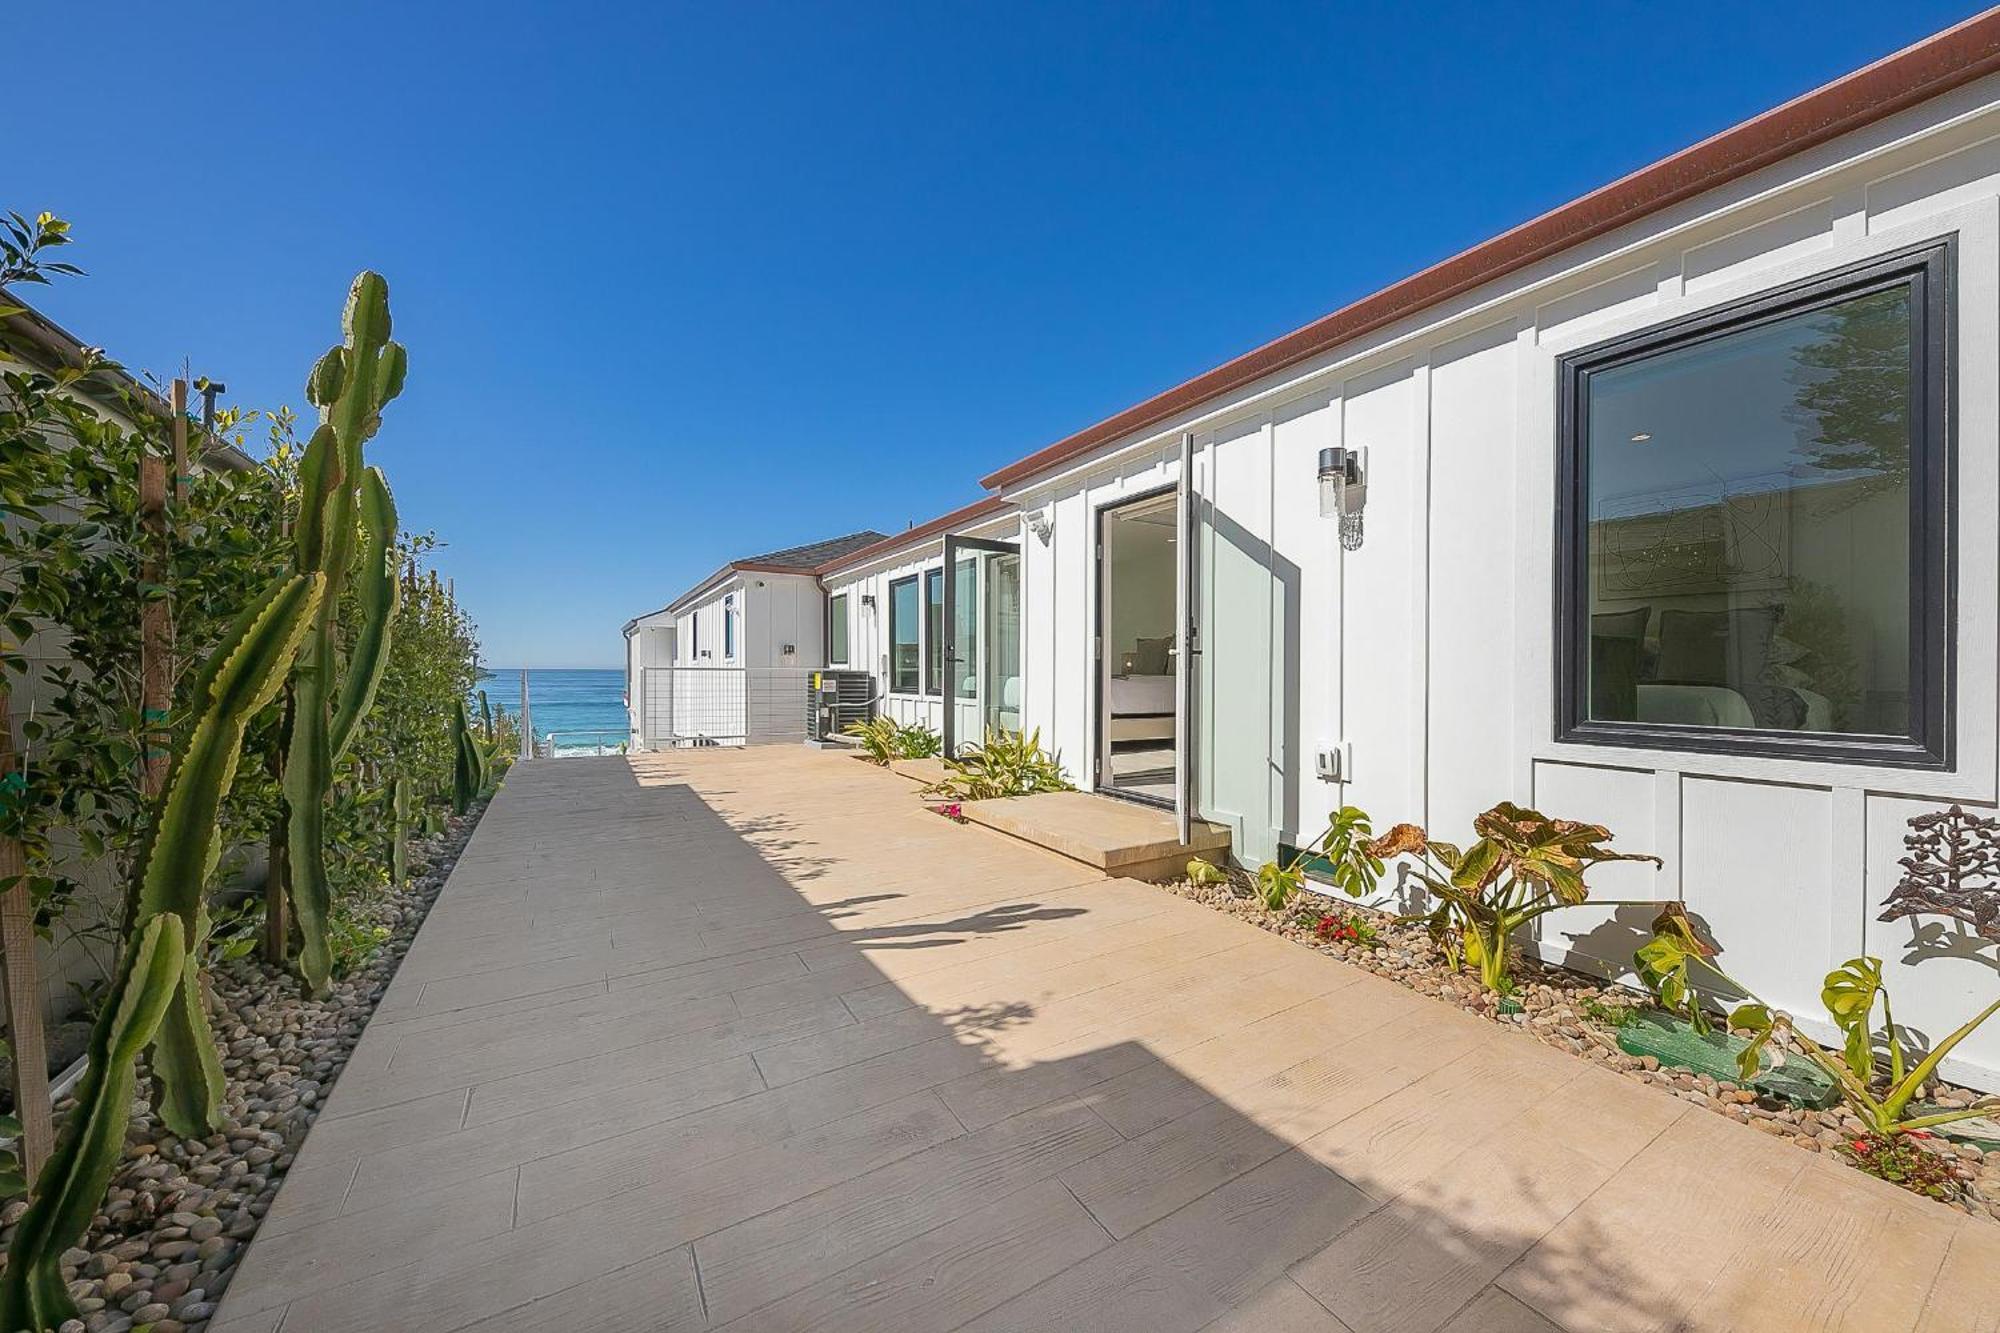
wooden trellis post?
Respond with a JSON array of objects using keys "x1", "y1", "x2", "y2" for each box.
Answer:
[
  {"x1": 139, "y1": 445, "x2": 171, "y2": 797},
  {"x1": 0, "y1": 689, "x2": 54, "y2": 1184}
]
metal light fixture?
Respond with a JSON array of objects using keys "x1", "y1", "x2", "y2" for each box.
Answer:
[
  {"x1": 1318, "y1": 446, "x2": 1367, "y2": 550},
  {"x1": 1024, "y1": 507, "x2": 1054, "y2": 543}
]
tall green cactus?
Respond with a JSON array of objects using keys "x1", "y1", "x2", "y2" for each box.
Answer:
[
  {"x1": 0, "y1": 571, "x2": 323, "y2": 1331},
  {"x1": 282, "y1": 272, "x2": 406, "y2": 995},
  {"x1": 391, "y1": 774, "x2": 411, "y2": 886}
]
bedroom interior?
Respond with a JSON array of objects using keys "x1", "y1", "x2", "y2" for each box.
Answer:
[{"x1": 1098, "y1": 490, "x2": 1179, "y2": 803}]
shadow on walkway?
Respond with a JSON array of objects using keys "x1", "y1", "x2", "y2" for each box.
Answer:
[{"x1": 209, "y1": 750, "x2": 1995, "y2": 1333}]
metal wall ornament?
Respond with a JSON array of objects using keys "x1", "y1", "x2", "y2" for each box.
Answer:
[{"x1": 1880, "y1": 804, "x2": 2000, "y2": 943}]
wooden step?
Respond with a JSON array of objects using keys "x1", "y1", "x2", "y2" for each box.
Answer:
[{"x1": 957, "y1": 791, "x2": 1230, "y2": 881}]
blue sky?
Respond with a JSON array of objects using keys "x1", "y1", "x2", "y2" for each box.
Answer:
[{"x1": 14, "y1": 1, "x2": 1980, "y2": 666}]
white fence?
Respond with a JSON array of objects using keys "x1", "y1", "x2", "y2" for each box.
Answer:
[{"x1": 638, "y1": 667, "x2": 814, "y2": 748}]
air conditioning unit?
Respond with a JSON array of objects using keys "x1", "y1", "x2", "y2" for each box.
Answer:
[{"x1": 805, "y1": 670, "x2": 875, "y2": 744}]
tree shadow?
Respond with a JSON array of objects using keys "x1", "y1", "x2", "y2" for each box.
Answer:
[{"x1": 212, "y1": 751, "x2": 1964, "y2": 1333}]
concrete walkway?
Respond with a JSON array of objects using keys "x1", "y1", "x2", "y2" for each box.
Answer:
[{"x1": 214, "y1": 747, "x2": 1998, "y2": 1332}]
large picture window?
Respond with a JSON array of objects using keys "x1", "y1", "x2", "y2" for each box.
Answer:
[
  {"x1": 889, "y1": 575, "x2": 920, "y2": 693},
  {"x1": 829, "y1": 592, "x2": 849, "y2": 666},
  {"x1": 1556, "y1": 241, "x2": 1952, "y2": 767},
  {"x1": 924, "y1": 567, "x2": 945, "y2": 695}
]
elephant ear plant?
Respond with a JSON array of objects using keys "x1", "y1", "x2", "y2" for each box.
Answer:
[
  {"x1": 282, "y1": 273, "x2": 405, "y2": 995},
  {"x1": 1637, "y1": 908, "x2": 2000, "y2": 1138},
  {"x1": 1368, "y1": 802, "x2": 1662, "y2": 994},
  {"x1": 0, "y1": 572, "x2": 323, "y2": 1332}
]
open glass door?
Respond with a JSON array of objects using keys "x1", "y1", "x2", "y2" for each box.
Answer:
[
  {"x1": 942, "y1": 533, "x2": 1020, "y2": 757},
  {"x1": 1175, "y1": 432, "x2": 1197, "y2": 843}
]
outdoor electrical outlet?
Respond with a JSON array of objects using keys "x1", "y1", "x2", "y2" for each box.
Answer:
[{"x1": 1315, "y1": 743, "x2": 1352, "y2": 782}]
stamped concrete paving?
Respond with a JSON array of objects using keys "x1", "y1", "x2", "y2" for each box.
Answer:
[{"x1": 213, "y1": 747, "x2": 1999, "y2": 1332}]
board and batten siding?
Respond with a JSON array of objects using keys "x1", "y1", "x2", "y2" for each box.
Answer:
[{"x1": 1001, "y1": 72, "x2": 2000, "y2": 1089}]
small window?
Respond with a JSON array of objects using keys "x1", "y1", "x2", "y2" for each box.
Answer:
[
  {"x1": 829, "y1": 593, "x2": 849, "y2": 666},
  {"x1": 889, "y1": 575, "x2": 920, "y2": 693},
  {"x1": 689, "y1": 612, "x2": 699, "y2": 661},
  {"x1": 723, "y1": 594, "x2": 736, "y2": 660},
  {"x1": 924, "y1": 567, "x2": 945, "y2": 695},
  {"x1": 1556, "y1": 241, "x2": 1952, "y2": 767}
]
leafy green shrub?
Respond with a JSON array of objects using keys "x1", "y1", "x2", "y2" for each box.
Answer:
[
  {"x1": 1368, "y1": 803, "x2": 1661, "y2": 994},
  {"x1": 1839, "y1": 1133, "x2": 1958, "y2": 1199},
  {"x1": 842, "y1": 717, "x2": 940, "y2": 764},
  {"x1": 1638, "y1": 910, "x2": 2000, "y2": 1137},
  {"x1": 928, "y1": 728, "x2": 1072, "y2": 801}
]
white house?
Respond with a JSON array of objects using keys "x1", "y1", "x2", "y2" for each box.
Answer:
[
  {"x1": 622, "y1": 529, "x2": 884, "y2": 746},
  {"x1": 742, "y1": 16, "x2": 2000, "y2": 1089},
  {"x1": 818, "y1": 498, "x2": 1021, "y2": 752}
]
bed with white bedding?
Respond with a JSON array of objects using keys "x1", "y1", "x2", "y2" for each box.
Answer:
[{"x1": 1106, "y1": 673, "x2": 1174, "y2": 742}]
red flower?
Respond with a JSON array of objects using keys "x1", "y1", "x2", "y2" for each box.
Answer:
[{"x1": 1852, "y1": 1140, "x2": 1871, "y2": 1152}]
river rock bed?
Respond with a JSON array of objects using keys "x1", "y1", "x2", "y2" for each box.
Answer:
[
  {"x1": 1159, "y1": 872, "x2": 2000, "y2": 1222},
  {"x1": 0, "y1": 801, "x2": 485, "y2": 1333}
]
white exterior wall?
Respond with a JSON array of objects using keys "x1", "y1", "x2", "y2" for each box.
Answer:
[
  {"x1": 673, "y1": 578, "x2": 740, "y2": 666},
  {"x1": 740, "y1": 572, "x2": 824, "y2": 668},
  {"x1": 1002, "y1": 74, "x2": 2000, "y2": 1089},
  {"x1": 624, "y1": 612, "x2": 675, "y2": 744}
]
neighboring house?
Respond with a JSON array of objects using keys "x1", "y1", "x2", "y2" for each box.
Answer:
[
  {"x1": 1, "y1": 296, "x2": 254, "y2": 1025},
  {"x1": 622, "y1": 529, "x2": 885, "y2": 746},
  {"x1": 642, "y1": 16, "x2": 2000, "y2": 1089}
]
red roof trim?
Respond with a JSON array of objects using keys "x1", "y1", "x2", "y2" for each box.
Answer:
[
  {"x1": 980, "y1": 11, "x2": 2000, "y2": 491},
  {"x1": 815, "y1": 495, "x2": 1013, "y2": 576}
]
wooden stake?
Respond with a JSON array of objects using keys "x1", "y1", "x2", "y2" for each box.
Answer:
[
  {"x1": 170, "y1": 379, "x2": 188, "y2": 509},
  {"x1": 139, "y1": 452, "x2": 171, "y2": 797},
  {"x1": 0, "y1": 690, "x2": 54, "y2": 1183}
]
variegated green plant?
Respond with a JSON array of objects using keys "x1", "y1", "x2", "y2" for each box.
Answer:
[
  {"x1": 282, "y1": 273, "x2": 405, "y2": 995},
  {"x1": 1637, "y1": 910, "x2": 2000, "y2": 1136},
  {"x1": 452, "y1": 696, "x2": 490, "y2": 814},
  {"x1": 1, "y1": 571, "x2": 323, "y2": 1331},
  {"x1": 1369, "y1": 803, "x2": 1662, "y2": 993}
]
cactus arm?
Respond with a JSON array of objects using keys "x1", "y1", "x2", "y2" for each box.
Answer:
[
  {"x1": 284, "y1": 272, "x2": 404, "y2": 997},
  {"x1": 391, "y1": 774, "x2": 411, "y2": 886},
  {"x1": 329, "y1": 467, "x2": 400, "y2": 761},
  {"x1": 0, "y1": 914, "x2": 186, "y2": 1329},
  {"x1": 151, "y1": 947, "x2": 230, "y2": 1139}
]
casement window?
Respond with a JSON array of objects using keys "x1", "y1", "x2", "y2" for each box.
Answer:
[
  {"x1": 723, "y1": 593, "x2": 736, "y2": 661},
  {"x1": 1555, "y1": 241, "x2": 1952, "y2": 768},
  {"x1": 889, "y1": 575, "x2": 920, "y2": 693},
  {"x1": 924, "y1": 567, "x2": 945, "y2": 696},
  {"x1": 829, "y1": 592, "x2": 849, "y2": 666}
]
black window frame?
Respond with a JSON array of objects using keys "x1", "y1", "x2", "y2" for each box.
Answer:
[
  {"x1": 828, "y1": 592, "x2": 849, "y2": 666},
  {"x1": 1554, "y1": 239, "x2": 1955, "y2": 770},
  {"x1": 923, "y1": 566, "x2": 945, "y2": 696},
  {"x1": 723, "y1": 592, "x2": 736, "y2": 661},
  {"x1": 888, "y1": 574, "x2": 921, "y2": 694}
]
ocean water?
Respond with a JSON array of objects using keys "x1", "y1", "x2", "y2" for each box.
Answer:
[{"x1": 483, "y1": 667, "x2": 628, "y2": 755}]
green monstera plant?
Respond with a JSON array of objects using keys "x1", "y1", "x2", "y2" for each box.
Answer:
[
  {"x1": 1637, "y1": 908, "x2": 2000, "y2": 1137},
  {"x1": 281, "y1": 273, "x2": 405, "y2": 995},
  {"x1": 0, "y1": 571, "x2": 323, "y2": 1331},
  {"x1": 1368, "y1": 802, "x2": 1662, "y2": 994},
  {"x1": 1255, "y1": 806, "x2": 1386, "y2": 913}
]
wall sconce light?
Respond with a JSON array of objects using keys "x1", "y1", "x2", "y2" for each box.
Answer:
[
  {"x1": 1318, "y1": 446, "x2": 1368, "y2": 551},
  {"x1": 1024, "y1": 507, "x2": 1054, "y2": 544}
]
